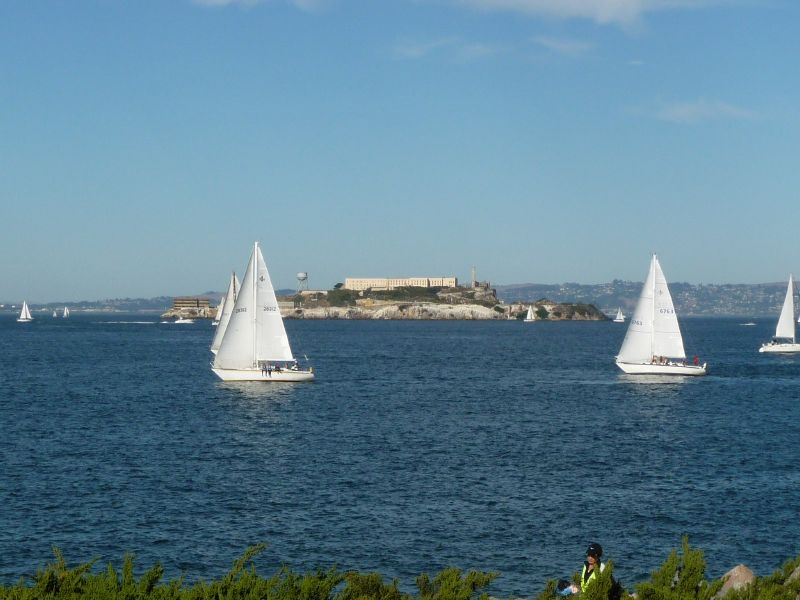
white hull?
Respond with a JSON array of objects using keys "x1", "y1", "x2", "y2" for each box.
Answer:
[
  {"x1": 616, "y1": 361, "x2": 707, "y2": 376},
  {"x1": 212, "y1": 367, "x2": 315, "y2": 382},
  {"x1": 759, "y1": 343, "x2": 800, "y2": 353},
  {"x1": 523, "y1": 319, "x2": 535, "y2": 323},
  {"x1": 613, "y1": 317, "x2": 625, "y2": 323},
  {"x1": 17, "y1": 318, "x2": 32, "y2": 323}
]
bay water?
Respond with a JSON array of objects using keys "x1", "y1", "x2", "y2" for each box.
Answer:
[{"x1": 1, "y1": 314, "x2": 799, "y2": 595}]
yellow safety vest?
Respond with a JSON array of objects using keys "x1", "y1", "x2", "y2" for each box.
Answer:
[{"x1": 580, "y1": 563, "x2": 604, "y2": 592}]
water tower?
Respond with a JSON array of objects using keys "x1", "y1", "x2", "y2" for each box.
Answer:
[{"x1": 296, "y1": 271, "x2": 309, "y2": 293}]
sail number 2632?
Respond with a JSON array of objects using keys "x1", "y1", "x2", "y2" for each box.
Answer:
[{"x1": 262, "y1": 305, "x2": 278, "y2": 312}]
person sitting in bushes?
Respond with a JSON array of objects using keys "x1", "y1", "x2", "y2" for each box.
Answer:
[{"x1": 557, "y1": 543, "x2": 606, "y2": 595}]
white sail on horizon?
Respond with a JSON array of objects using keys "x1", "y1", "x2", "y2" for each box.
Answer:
[
  {"x1": 213, "y1": 295, "x2": 225, "y2": 326},
  {"x1": 19, "y1": 301, "x2": 33, "y2": 321},
  {"x1": 63, "y1": 306, "x2": 70, "y2": 318},
  {"x1": 774, "y1": 275, "x2": 795, "y2": 341},
  {"x1": 210, "y1": 272, "x2": 239, "y2": 355}
]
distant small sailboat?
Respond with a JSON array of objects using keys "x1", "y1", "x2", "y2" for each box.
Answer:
[
  {"x1": 211, "y1": 242, "x2": 314, "y2": 382},
  {"x1": 52, "y1": 310, "x2": 58, "y2": 318},
  {"x1": 17, "y1": 301, "x2": 33, "y2": 323},
  {"x1": 615, "y1": 254, "x2": 707, "y2": 376},
  {"x1": 613, "y1": 307, "x2": 626, "y2": 323},
  {"x1": 174, "y1": 317, "x2": 195, "y2": 324},
  {"x1": 62, "y1": 306, "x2": 70, "y2": 318},
  {"x1": 759, "y1": 275, "x2": 800, "y2": 353},
  {"x1": 212, "y1": 295, "x2": 225, "y2": 327},
  {"x1": 524, "y1": 306, "x2": 536, "y2": 322},
  {"x1": 210, "y1": 272, "x2": 239, "y2": 355}
]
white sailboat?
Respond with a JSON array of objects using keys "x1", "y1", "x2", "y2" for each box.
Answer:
[
  {"x1": 17, "y1": 301, "x2": 33, "y2": 322},
  {"x1": 62, "y1": 306, "x2": 70, "y2": 318},
  {"x1": 759, "y1": 275, "x2": 800, "y2": 353},
  {"x1": 52, "y1": 310, "x2": 58, "y2": 318},
  {"x1": 211, "y1": 242, "x2": 314, "y2": 382},
  {"x1": 212, "y1": 295, "x2": 225, "y2": 327},
  {"x1": 613, "y1": 307, "x2": 626, "y2": 323},
  {"x1": 615, "y1": 254, "x2": 707, "y2": 376},
  {"x1": 210, "y1": 272, "x2": 239, "y2": 355},
  {"x1": 524, "y1": 306, "x2": 536, "y2": 322}
]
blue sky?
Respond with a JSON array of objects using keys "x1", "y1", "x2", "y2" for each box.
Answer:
[{"x1": 1, "y1": 0, "x2": 798, "y2": 301}]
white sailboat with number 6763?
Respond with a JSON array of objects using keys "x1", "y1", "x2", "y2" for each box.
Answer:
[
  {"x1": 211, "y1": 242, "x2": 314, "y2": 382},
  {"x1": 615, "y1": 254, "x2": 707, "y2": 376}
]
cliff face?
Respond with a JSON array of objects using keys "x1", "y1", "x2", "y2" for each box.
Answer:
[
  {"x1": 283, "y1": 303, "x2": 500, "y2": 320},
  {"x1": 283, "y1": 300, "x2": 608, "y2": 320},
  {"x1": 160, "y1": 307, "x2": 216, "y2": 319}
]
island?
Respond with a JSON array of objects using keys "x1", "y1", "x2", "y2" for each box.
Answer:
[{"x1": 280, "y1": 285, "x2": 608, "y2": 321}]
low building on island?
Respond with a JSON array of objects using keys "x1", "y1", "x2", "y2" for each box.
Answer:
[{"x1": 161, "y1": 296, "x2": 214, "y2": 319}]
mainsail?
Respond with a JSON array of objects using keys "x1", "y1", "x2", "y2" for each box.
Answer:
[
  {"x1": 774, "y1": 275, "x2": 795, "y2": 341},
  {"x1": 213, "y1": 243, "x2": 294, "y2": 370},
  {"x1": 617, "y1": 255, "x2": 686, "y2": 363}
]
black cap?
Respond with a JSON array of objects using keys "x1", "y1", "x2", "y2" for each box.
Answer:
[{"x1": 586, "y1": 543, "x2": 603, "y2": 559}]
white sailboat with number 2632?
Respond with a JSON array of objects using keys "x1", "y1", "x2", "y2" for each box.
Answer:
[{"x1": 211, "y1": 242, "x2": 314, "y2": 382}]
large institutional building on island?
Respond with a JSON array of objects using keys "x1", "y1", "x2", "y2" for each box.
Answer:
[{"x1": 344, "y1": 277, "x2": 458, "y2": 291}]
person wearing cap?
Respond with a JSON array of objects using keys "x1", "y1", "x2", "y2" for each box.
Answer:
[{"x1": 560, "y1": 543, "x2": 605, "y2": 595}]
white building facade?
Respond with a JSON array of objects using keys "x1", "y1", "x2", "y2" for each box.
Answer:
[{"x1": 344, "y1": 277, "x2": 458, "y2": 291}]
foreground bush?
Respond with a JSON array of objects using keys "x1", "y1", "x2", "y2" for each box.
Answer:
[
  {"x1": 2, "y1": 539, "x2": 800, "y2": 600},
  {"x1": 0, "y1": 544, "x2": 497, "y2": 600}
]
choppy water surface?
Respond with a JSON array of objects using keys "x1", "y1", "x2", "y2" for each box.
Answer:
[{"x1": 1, "y1": 314, "x2": 799, "y2": 595}]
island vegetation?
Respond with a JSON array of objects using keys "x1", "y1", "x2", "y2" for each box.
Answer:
[{"x1": 2, "y1": 539, "x2": 799, "y2": 600}]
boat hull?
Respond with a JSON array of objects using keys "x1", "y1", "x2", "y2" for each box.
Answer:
[
  {"x1": 616, "y1": 361, "x2": 707, "y2": 376},
  {"x1": 212, "y1": 367, "x2": 315, "y2": 382},
  {"x1": 16, "y1": 319, "x2": 32, "y2": 323},
  {"x1": 759, "y1": 343, "x2": 800, "y2": 353},
  {"x1": 613, "y1": 318, "x2": 625, "y2": 323}
]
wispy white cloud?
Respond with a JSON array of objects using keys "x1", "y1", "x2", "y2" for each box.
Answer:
[
  {"x1": 191, "y1": 0, "x2": 325, "y2": 11},
  {"x1": 392, "y1": 37, "x2": 459, "y2": 60},
  {"x1": 654, "y1": 99, "x2": 756, "y2": 123},
  {"x1": 450, "y1": 0, "x2": 733, "y2": 26},
  {"x1": 533, "y1": 35, "x2": 593, "y2": 57},
  {"x1": 392, "y1": 37, "x2": 501, "y2": 61}
]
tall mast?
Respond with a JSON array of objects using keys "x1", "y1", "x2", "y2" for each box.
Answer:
[
  {"x1": 792, "y1": 274, "x2": 796, "y2": 344},
  {"x1": 253, "y1": 242, "x2": 258, "y2": 367},
  {"x1": 651, "y1": 254, "x2": 656, "y2": 359}
]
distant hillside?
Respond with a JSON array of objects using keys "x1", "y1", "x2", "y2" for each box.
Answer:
[
  {"x1": 495, "y1": 280, "x2": 788, "y2": 317},
  {"x1": 3, "y1": 282, "x2": 790, "y2": 316}
]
